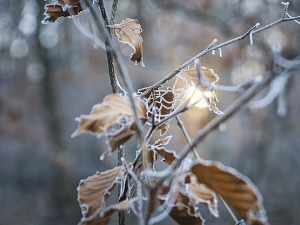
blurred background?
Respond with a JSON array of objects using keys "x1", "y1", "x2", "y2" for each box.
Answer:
[{"x1": 0, "y1": 0, "x2": 300, "y2": 224}]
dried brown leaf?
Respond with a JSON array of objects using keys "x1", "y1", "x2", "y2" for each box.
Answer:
[
  {"x1": 138, "y1": 86, "x2": 175, "y2": 135},
  {"x1": 159, "y1": 186, "x2": 203, "y2": 225},
  {"x1": 148, "y1": 136, "x2": 179, "y2": 165},
  {"x1": 79, "y1": 201, "x2": 130, "y2": 225},
  {"x1": 180, "y1": 67, "x2": 219, "y2": 88},
  {"x1": 72, "y1": 94, "x2": 146, "y2": 153},
  {"x1": 157, "y1": 123, "x2": 170, "y2": 136},
  {"x1": 112, "y1": 18, "x2": 144, "y2": 65},
  {"x1": 58, "y1": 0, "x2": 81, "y2": 6},
  {"x1": 186, "y1": 176, "x2": 218, "y2": 217},
  {"x1": 191, "y1": 160, "x2": 268, "y2": 225},
  {"x1": 42, "y1": 0, "x2": 92, "y2": 23},
  {"x1": 77, "y1": 166, "x2": 126, "y2": 225}
]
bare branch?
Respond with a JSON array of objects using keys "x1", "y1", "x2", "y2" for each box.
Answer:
[
  {"x1": 175, "y1": 116, "x2": 200, "y2": 159},
  {"x1": 86, "y1": 1, "x2": 148, "y2": 169},
  {"x1": 98, "y1": 0, "x2": 119, "y2": 94},
  {"x1": 140, "y1": 15, "x2": 300, "y2": 97},
  {"x1": 110, "y1": 0, "x2": 119, "y2": 24},
  {"x1": 154, "y1": 73, "x2": 273, "y2": 186}
]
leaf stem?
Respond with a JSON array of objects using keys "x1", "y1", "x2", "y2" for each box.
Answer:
[
  {"x1": 175, "y1": 115, "x2": 200, "y2": 159},
  {"x1": 219, "y1": 195, "x2": 239, "y2": 223}
]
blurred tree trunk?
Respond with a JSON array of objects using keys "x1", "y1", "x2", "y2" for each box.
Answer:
[{"x1": 35, "y1": 1, "x2": 76, "y2": 223}]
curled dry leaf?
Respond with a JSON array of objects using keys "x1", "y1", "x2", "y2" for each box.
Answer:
[
  {"x1": 112, "y1": 18, "x2": 144, "y2": 65},
  {"x1": 178, "y1": 67, "x2": 223, "y2": 114},
  {"x1": 191, "y1": 160, "x2": 268, "y2": 225},
  {"x1": 148, "y1": 136, "x2": 179, "y2": 165},
  {"x1": 78, "y1": 166, "x2": 126, "y2": 225},
  {"x1": 138, "y1": 86, "x2": 175, "y2": 135},
  {"x1": 72, "y1": 94, "x2": 146, "y2": 154},
  {"x1": 185, "y1": 175, "x2": 218, "y2": 217},
  {"x1": 42, "y1": 0, "x2": 91, "y2": 23},
  {"x1": 80, "y1": 201, "x2": 130, "y2": 225},
  {"x1": 158, "y1": 186, "x2": 203, "y2": 225}
]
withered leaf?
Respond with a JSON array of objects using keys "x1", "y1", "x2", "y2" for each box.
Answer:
[
  {"x1": 158, "y1": 186, "x2": 203, "y2": 225},
  {"x1": 148, "y1": 136, "x2": 179, "y2": 165},
  {"x1": 191, "y1": 160, "x2": 268, "y2": 225},
  {"x1": 180, "y1": 67, "x2": 219, "y2": 88},
  {"x1": 43, "y1": 0, "x2": 91, "y2": 23},
  {"x1": 185, "y1": 176, "x2": 218, "y2": 217},
  {"x1": 78, "y1": 166, "x2": 126, "y2": 225},
  {"x1": 58, "y1": 0, "x2": 81, "y2": 6},
  {"x1": 138, "y1": 86, "x2": 175, "y2": 135},
  {"x1": 79, "y1": 201, "x2": 130, "y2": 225},
  {"x1": 179, "y1": 67, "x2": 223, "y2": 114},
  {"x1": 72, "y1": 94, "x2": 146, "y2": 153},
  {"x1": 112, "y1": 18, "x2": 144, "y2": 65}
]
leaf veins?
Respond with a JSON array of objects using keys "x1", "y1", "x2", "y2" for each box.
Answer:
[{"x1": 191, "y1": 160, "x2": 268, "y2": 225}]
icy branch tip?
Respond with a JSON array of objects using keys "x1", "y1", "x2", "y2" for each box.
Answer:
[
  {"x1": 254, "y1": 75, "x2": 264, "y2": 83},
  {"x1": 281, "y1": 2, "x2": 289, "y2": 6}
]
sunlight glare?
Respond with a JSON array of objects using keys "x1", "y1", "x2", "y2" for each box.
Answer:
[{"x1": 186, "y1": 86, "x2": 212, "y2": 109}]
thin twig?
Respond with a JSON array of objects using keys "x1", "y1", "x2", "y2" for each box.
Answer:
[
  {"x1": 86, "y1": 1, "x2": 147, "y2": 168},
  {"x1": 176, "y1": 115, "x2": 239, "y2": 222},
  {"x1": 175, "y1": 115, "x2": 200, "y2": 159},
  {"x1": 175, "y1": 115, "x2": 241, "y2": 223},
  {"x1": 153, "y1": 73, "x2": 273, "y2": 186},
  {"x1": 140, "y1": 15, "x2": 300, "y2": 97},
  {"x1": 110, "y1": 0, "x2": 119, "y2": 24},
  {"x1": 219, "y1": 195, "x2": 239, "y2": 223},
  {"x1": 98, "y1": 0, "x2": 119, "y2": 93},
  {"x1": 98, "y1": 1, "x2": 124, "y2": 224},
  {"x1": 214, "y1": 75, "x2": 263, "y2": 93}
]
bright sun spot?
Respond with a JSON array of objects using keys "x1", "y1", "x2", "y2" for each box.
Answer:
[{"x1": 186, "y1": 86, "x2": 212, "y2": 109}]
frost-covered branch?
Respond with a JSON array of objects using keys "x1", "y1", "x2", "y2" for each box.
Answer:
[
  {"x1": 153, "y1": 73, "x2": 273, "y2": 186},
  {"x1": 98, "y1": 0, "x2": 119, "y2": 94},
  {"x1": 140, "y1": 13, "x2": 300, "y2": 97},
  {"x1": 86, "y1": 1, "x2": 148, "y2": 169}
]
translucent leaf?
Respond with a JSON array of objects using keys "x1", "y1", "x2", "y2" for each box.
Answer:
[
  {"x1": 158, "y1": 186, "x2": 203, "y2": 225},
  {"x1": 138, "y1": 86, "x2": 175, "y2": 135},
  {"x1": 77, "y1": 166, "x2": 126, "y2": 225},
  {"x1": 177, "y1": 67, "x2": 223, "y2": 114},
  {"x1": 112, "y1": 18, "x2": 144, "y2": 65},
  {"x1": 179, "y1": 67, "x2": 219, "y2": 88},
  {"x1": 72, "y1": 94, "x2": 146, "y2": 153},
  {"x1": 42, "y1": 1, "x2": 91, "y2": 23},
  {"x1": 191, "y1": 160, "x2": 268, "y2": 225}
]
